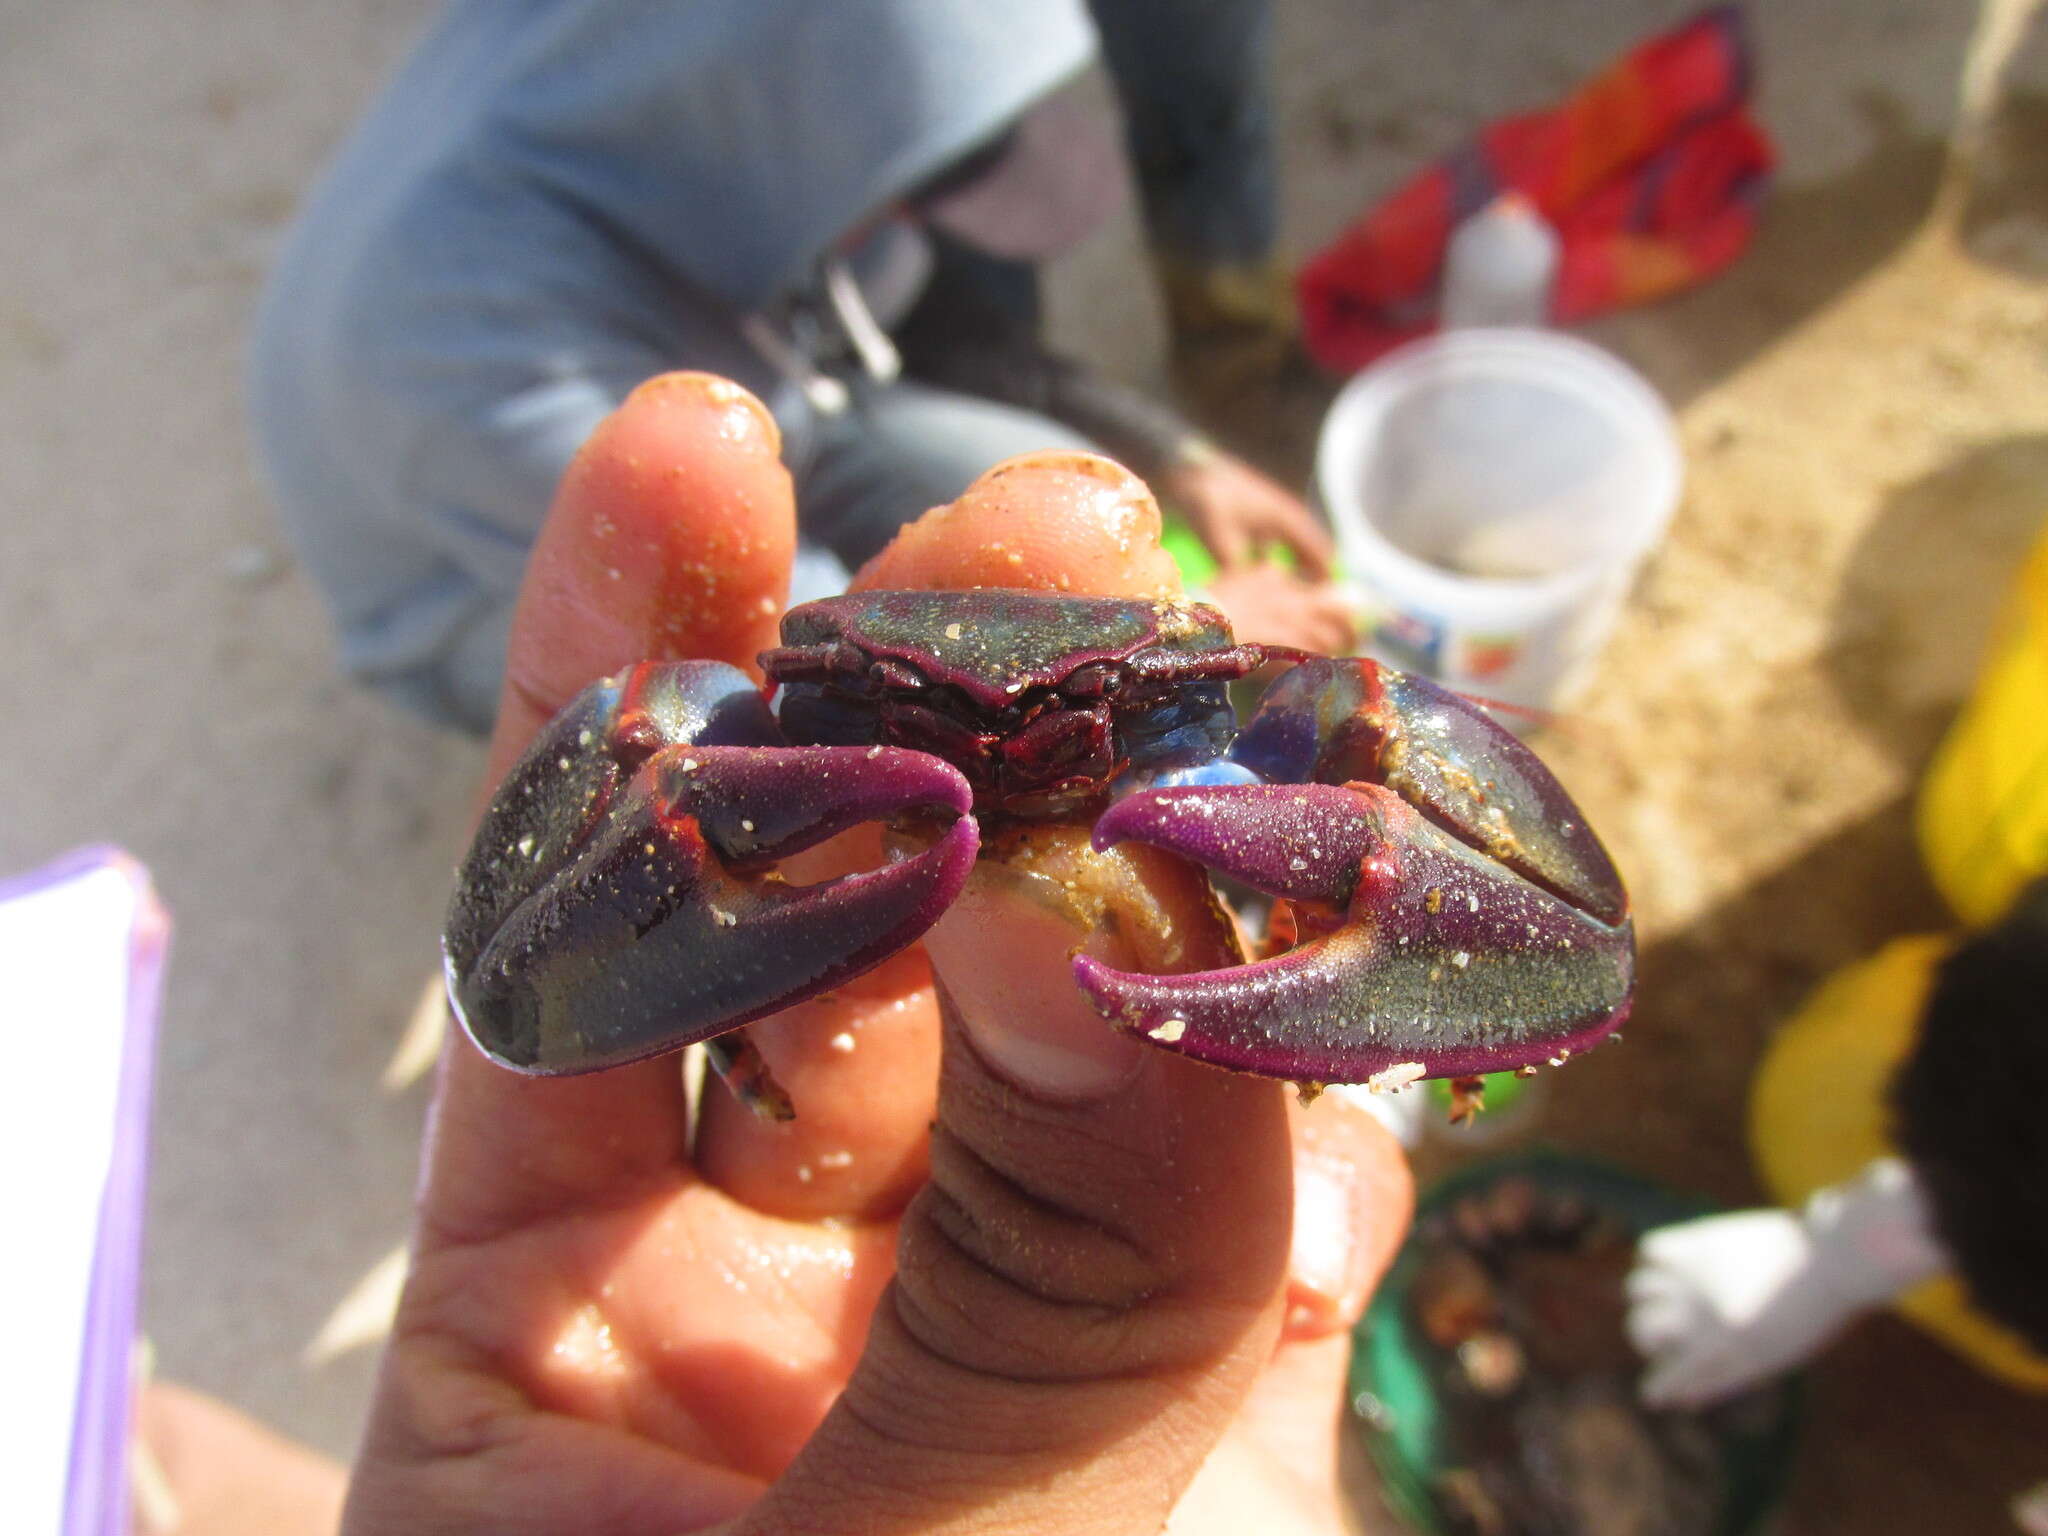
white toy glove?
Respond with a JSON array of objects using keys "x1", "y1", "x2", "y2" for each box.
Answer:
[
  {"x1": 2016, "y1": 1481, "x2": 2048, "y2": 1536},
  {"x1": 1625, "y1": 1157, "x2": 1950, "y2": 1409}
]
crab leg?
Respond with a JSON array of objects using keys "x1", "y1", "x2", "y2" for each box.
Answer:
[
  {"x1": 445, "y1": 660, "x2": 977, "y2": 1084},
  {"x1": 1076, "y1": 783, "x2": 1632, "y2": 1081}
]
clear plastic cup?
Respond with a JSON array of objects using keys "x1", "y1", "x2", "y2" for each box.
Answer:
[{"x1": 1317, "y1": 328, "x2": 1681, "y2": 711}]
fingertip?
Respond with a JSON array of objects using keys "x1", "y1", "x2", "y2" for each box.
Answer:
[
  {"x1": 538, "y1": 372, "x2": 792, "y2": 660},
  {"x1": 1209, "y1": 524, "x2": 1252, "y2": 572},
  {"x1": 494, "y1": 373, "x2": 795, "y2": 772},
  {"x1": 854, "y1": 451, "x2": 1182, "y2": 596},
  {"x1": 617, "y1": 367, "x2": 782, "y2": 448},
  {"x1": 1295, "y1": 520, "x2": 1338, "y2": 571}
]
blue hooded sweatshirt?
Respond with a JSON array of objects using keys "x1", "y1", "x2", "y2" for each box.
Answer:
[{"x1": 250, "y1": 0, "x2": 1097, "y2": 731}]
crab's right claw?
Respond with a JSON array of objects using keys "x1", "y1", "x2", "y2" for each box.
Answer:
[
  {"x1": 444, "y1": 664, "x2": 976, "y2": 1075},
  {"x1": 1075, "y1": 783, "x2": 1633, "y2": 1083},
  {"x1": 1229, "y1": 658, "x2": 1627, "y2": 927}
]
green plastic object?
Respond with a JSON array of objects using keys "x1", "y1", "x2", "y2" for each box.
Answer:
[
  {"x1": 1160, "y1": 517, "x2": 1219, "y2": 590},
  {"x1": 1425, "y1": 1068, "x2": 1535, "y2": 1121},
  {"x1": 1159, "y1": 516, "x2": 1316, "y2": 593},
  {"x1": 1348, "y1": 1152, "x2": 1803, "y2": 1536}
]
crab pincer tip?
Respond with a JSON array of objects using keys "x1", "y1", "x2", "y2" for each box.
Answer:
[{"x1": 1091, "y1": 783, "x2": 1379, "y2": 903}]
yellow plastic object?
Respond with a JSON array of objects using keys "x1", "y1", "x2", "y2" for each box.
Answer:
[
  {"x1": 1750, "y1": 934, "x2": 2048, "y2": 1391},
  {"x1": 1916, "y1": 529, "x2": 2048, "y2": 929}
]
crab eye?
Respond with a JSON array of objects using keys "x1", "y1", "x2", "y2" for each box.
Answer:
[
  {"x1": 1061, "y1": 662, "x2": 1124, "y2": 700},
  {"x1": 868, "y1": 658, "x2": 926, "y2": 690}
]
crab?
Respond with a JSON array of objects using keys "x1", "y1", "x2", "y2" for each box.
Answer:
[{"x1": 444, "y1": 588, "x2": 1634, "y2": 1117}]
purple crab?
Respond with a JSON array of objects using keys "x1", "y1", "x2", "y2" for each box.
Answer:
[{"x1": 444, "y1": 588, "x2": 1633, "y2": 1116}]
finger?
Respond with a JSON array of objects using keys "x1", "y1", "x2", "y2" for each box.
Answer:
[
  {"x1": 1190, "y1": 489, "x2": 1253, "y2": 572},
  {"x1": 1163, "y1": 1106, "x2": 1406, "y2": 1531},
  {"x1": 1636, "y1": 1223, "x2": 1715, "y2": 1265},
  {"x1": 693, "y1": 946, "x2": 943, "y2": 1220},
  {"x1": 1284, "y1": 574, "x2": 1351, "y2": 651},
  {"x1": 743, "y1": 870, "x2": 1295, "y2": 1536},
  {"x1": 1250, "y1": 580, "x2": 1354, "y2": 657},
  {"x1": 348, "y1": 1389, "x2": 765, "y2": 1536},
  {"x1": 428, "y1": 372, "x2": 796, "y2": 1245},
  {"x1": 854, "y1": 450, "x2": 1183, "y2": 596},
  {"x1": 1208, "y1": 522, "x2": 1254, "y2": 572},
  {"x1": 1194, "y1": 452, "x2": 1330, "y2": 578},
  {"x1": 691, "y1": 452, "x2": 1185, "y2": 1213},
  {"x1": 1622, "y1": 1262, "x2": 1685, "y2": 1304},
  {"x1": 1306, "y1": 589, "x2": 1358, "y2": 655},
  {"x1": 743, "y1": 456, "x2": 1338, "y2": 1536},
  {"x1": 1271, "y1": 506, "x2": 1335, "y2": 581},
  {"x1": 1638, "y1": 1350, "x2": 1723, "y2": 1411},
  {"x1": 1163, "y1": 1333, "x2": 1356, "y2": 1536},
  {"x1": 486, "y1": 371, "x2": 793, "y2": 779},
  {"x1": 138, "y1": 1382, "x2": 347, "y2": 1536},
  {"x1": 1625, "y1": 1294, "x2": 1694, "y2": 1357},
  {"x1": 496, "y1": 1183, "x2": 902, "y2": 1483}
]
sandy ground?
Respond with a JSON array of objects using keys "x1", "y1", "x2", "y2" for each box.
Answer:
[{"x1": 5, "y1": 0, "x2": 2047, "y2": 1527}]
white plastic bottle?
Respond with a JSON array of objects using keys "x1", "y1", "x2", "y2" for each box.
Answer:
[{"x1": 1441, "y1": 193, "x2": 1560, "y2": 330}]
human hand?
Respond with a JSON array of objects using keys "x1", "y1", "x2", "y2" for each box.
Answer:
[
  {"x1": 1625, "y1": 1158, "x2": 1947, "y2": 1410},
  {"x1": 345, "y1": 374, "x2": 1413, "y2": 1535},
  {"x1": 1202, "y1": 563, "x2": 1357, "y2": 656},
  {"x1": 1157, "y1": 440, "x2": 1335, "y2": 579}
]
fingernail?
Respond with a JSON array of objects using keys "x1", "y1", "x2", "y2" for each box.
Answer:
[
  {"x1": 924, "y1": 876, "x2": 1144, "y2": 1102},
  {"x1": 1285, "y1": 1158, "x2": 1364, "y2": 1337},
  {"x1": 1290, "y1": 1160, "x2": 1357, "y2": 1300}
]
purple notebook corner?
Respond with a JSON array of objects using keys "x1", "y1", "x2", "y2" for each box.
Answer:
[{"x1": 0, "y1": 847, "x2": 169, "y2": 1536}]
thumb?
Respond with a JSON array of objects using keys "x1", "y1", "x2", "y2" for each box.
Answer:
[{"x1": 739, "y1": 839, "x2": 1295, "y2": 1536}]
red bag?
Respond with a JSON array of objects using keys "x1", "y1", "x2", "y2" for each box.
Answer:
[{"x1": 1297, "y1": 5, "x2": 1774, "y2": 373}]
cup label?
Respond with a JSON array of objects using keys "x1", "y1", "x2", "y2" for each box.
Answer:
[
  {"x1": 1370, "y1": 607, "x2": 1444, "y2": 674},
  {"x1": 1452, "y1": 631, "x2": 1525, "y2": 683}
]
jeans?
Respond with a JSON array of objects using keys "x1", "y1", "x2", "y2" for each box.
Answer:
[
  {"x1": 788, "y1": 376, "x2": 1097, "y2": 585},
  {"x1": 1090, "y1": 0, "x2": 1278, "y2": 266}
]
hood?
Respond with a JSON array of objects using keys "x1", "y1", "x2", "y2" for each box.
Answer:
[{"x1": 354, "y1": 0, "x2": 1098, "y2": 310}]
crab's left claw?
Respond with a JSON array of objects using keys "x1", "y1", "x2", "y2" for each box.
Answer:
[{"x1": 1075, "y1": 783, "x2": 1632, "y2": 1082}]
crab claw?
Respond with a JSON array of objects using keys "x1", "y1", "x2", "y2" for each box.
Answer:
[
  {"x1": 1230, "y1": 658, "x2": 1626, "y2": 926},
  {"x1": 1074, "y1": 783, "x2": 1632, "y2": 1083},
  {"x1": 448, "y1": 737, "x2": 976, "y2": 1075}
]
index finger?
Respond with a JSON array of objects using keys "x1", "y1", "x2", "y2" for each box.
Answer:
[
  {"x1": 427, "y1": 372, "x2": 796, "y2": 1246},
  {"x1": 1278, "y1": 514, "x2": 1336, "y2": 581},
  {"x1": 485, "y1": 372, "x2": 794, "y2": 781}
]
